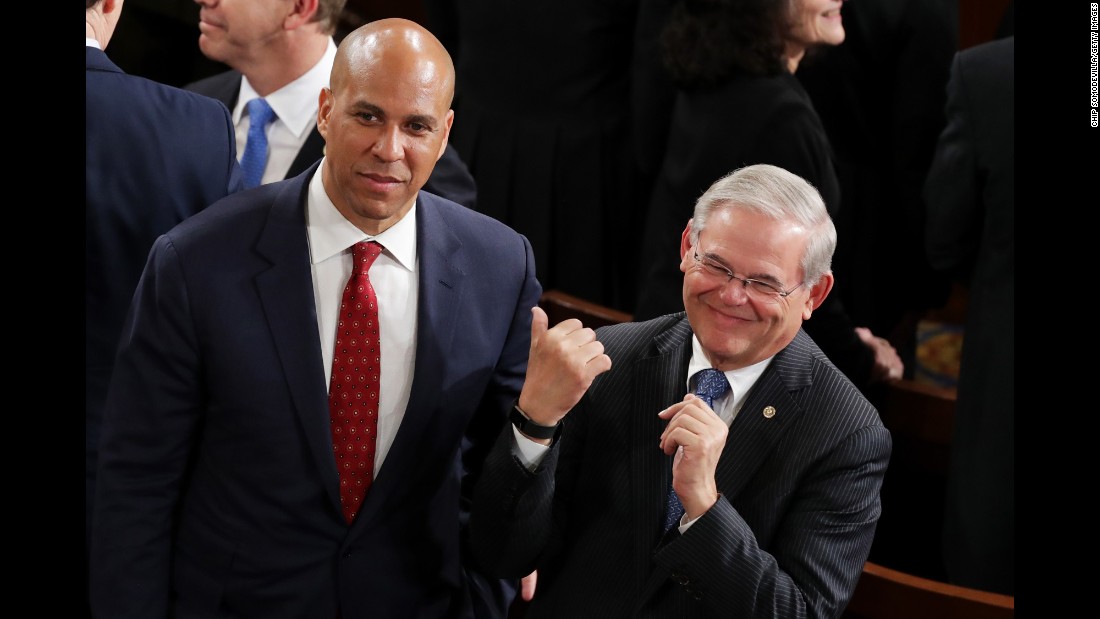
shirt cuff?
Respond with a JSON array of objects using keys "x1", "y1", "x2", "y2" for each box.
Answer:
[{"x1": 511, "y1": 425, "x2": 551, "y2": 471}]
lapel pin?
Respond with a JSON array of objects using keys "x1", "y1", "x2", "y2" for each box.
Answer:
[{"x1": 763, "y1": 406, "x2": 776, "y2": 419}]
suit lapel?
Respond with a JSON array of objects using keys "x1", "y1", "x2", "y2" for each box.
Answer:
[
  {"x1": 630, "y1": 319, "x2": 693, "y2": 594},
  {"x1": 253, "y1": 164, "x2": 343, "y2": 514},
  {"x1": 715, "y1": 330, "x2": 816, "y2": 498}
]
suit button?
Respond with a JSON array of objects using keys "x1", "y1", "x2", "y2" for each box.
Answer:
[{"x1": 672, "y1": 572, "x2": 690, "y2": 585}]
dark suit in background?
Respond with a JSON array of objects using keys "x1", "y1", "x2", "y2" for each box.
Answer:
[
  {"x1": 185, "y1": 69, "x2": 479, "y2": 209},
  {"x1": 797, "y1": 0, "x2": 958, "y2": 358},
  {"x1": 472, "y1": 320, "x2": 890, "y2": 618},
  {"x1": 90, "y1": 167, "x2": 538, "y2": 617},
  {"x1": 924, "y1": 35, "x2": 1014, "y2": 596},
  {"x1": 85, "y1": 44, "x2": 243, "y2": 546},
  {"x1": 428, "y1": 0, "x2": 650, "y2": 313}
]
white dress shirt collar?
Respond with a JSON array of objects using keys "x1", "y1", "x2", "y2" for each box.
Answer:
[
  {"x1": 305, "y1": 160, "x2": 418, "y2": 268},
  {"x1": 686, "y1": 335, "x2": 772, "y2": 425}
]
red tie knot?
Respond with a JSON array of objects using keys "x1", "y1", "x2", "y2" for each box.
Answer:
[{"x1": 352, "y1": 241, "x2": 384, "y2": 276}]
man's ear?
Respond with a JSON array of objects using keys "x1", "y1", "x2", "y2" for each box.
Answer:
[
  {"x1": 286, "y1": 0, "x2": 320, "y2": 30},
  {"x1": 803, "y1": 272, "x2": 834, "y2": 319},
  {"x1": 677, "y1": 220, "x2": 695, "y2": 273},
  {"x1": 436, "y1": 110, "x2": 455, "y2": 162},
  {"x1": 316, "y1": 87, "x2": 333, "y2": 139}
]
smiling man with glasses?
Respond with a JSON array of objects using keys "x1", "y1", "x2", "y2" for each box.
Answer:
[{"x1": 470, "y1": 163, "x2": 891, "y2": 618}]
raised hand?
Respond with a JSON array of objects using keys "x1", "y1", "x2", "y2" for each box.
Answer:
[{"x1": 517, "y1": 306, "x2": 612, "y2": 428}]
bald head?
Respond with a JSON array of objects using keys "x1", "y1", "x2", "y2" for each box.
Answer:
[
  {"x1": 332, "y1": 18, "x2": 455, "y2": 107},
  {"x1": 317, "y1": 17, "x2": 458, "y2": 235}
]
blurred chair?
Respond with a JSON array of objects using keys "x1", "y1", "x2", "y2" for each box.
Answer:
[
  {"x1": 844, "y1": 560, "x2": 1014, "y2": 619},
  {"x1": 866, "y1": 377, "x2": 957, "y2": 581},
  {"x1": 877, "y1": 378, "x2": 956, "y2": 475}
]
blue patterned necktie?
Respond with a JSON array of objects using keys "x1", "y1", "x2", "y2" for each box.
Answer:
[
  {"x1": 663, "y1": 368, "x2": 731, "y2": 534},
  {"x1": 240, "y1": 98, "x2": 275, "y2": 188}
]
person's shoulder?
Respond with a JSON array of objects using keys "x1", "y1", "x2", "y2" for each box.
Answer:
[
  {"x1": 955, "y1": 36, "x2": 1014, "y2": 81},
  {"x1": 420, "y1": 190, "x2": 522, "y2": 240},
  {"x1": 100, "y1": 69, "x2": 234, "y2": 121},
  {"x1": 960, "y1": 35, "x2": 1014, "y2": 63},
  {"x1": 167, "y1": 181, "x2": 282, "y2": 242},
  {"x1": 182, "y1": 69, "x2": 242, "y2": 97},
  {"x1": 714, "y1": 73, "x2": 818, "y2": 132},
  {"x1": 596, "y1": 313, "x2": 689, "y2": 354},
  {"x1": 781, "y1": 330, "x2": 879, "y2": 413}
]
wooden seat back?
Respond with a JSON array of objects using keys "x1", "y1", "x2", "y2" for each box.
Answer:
[
  {"x1": 537, "y1": 289, "x2": 633, "y2": 329},
  {"x1": 877, "y1": 378, "x2": 957, "y2": 476},
  {"x1": 844, "y1": 560, "x2": 1014, "y2": 619}
]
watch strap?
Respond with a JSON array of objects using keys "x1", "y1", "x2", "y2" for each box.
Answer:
[{"x1": 509, "y1": 401, "x2": 560, "y2": 440}]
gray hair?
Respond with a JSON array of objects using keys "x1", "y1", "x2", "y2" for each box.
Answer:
[{"x1": 689, "y1": 164, "x2": 836, "y2": 286}]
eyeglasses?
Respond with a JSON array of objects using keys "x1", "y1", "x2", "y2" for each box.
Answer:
[{"x1": 693, "y1": 250, "x2": 803, "y2": 301}]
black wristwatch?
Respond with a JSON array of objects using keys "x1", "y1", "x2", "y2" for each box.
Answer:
[{"x1": 509, "y1": 400, "x2": 560, "y2": 440}]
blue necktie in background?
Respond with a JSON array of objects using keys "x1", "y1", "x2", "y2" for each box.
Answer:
[
  {"x1": 663, "y1": 368, "x2": 731, "y2": 533},
  {"x1": 240, "y1": 98, "x2": 275, "y2": 188}
]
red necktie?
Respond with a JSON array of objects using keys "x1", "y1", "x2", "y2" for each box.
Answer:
[{"x1": 329, "y1": 241, "x2": 383, "y2": 524}]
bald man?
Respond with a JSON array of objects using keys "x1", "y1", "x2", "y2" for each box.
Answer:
[{"x1": 90, "y1": 19, "x2": 536, "y2": 618}]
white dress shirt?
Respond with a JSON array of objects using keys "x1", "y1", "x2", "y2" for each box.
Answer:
[
  {"x1": 306, "y1": 164, "x2": 419, "y2": 478},
  {"x1": 233, "y1": 38, "x2": 338, "y2": 185}
]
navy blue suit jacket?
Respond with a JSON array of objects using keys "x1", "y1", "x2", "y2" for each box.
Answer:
[
  {"x1": 85, "y1": 45, "x2": 243, "y2": 539},
  {"x1": 471, "y1": 317, "x2": 890, "y2": 618},
  {"x1": 89, "y1": 162, "x2": 540, "y2": 618},
  {"x1": 185, "y1": 69, "x2": 479, "y2": 209}
]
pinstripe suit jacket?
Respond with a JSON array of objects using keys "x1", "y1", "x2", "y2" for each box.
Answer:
[{"x1": 470, "y1": 314, "x2": 890, "y2": 618}]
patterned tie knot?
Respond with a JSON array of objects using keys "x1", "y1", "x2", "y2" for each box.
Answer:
[
  {"x1": 693, "y1": 368, "x2": 730, "y2": 409},
  {"x1": 247, "y1": 97, "x2": 275, "y2": 127},
  {"x1": 353, "y1": 241, "x2": 383, "y2": 276}
]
